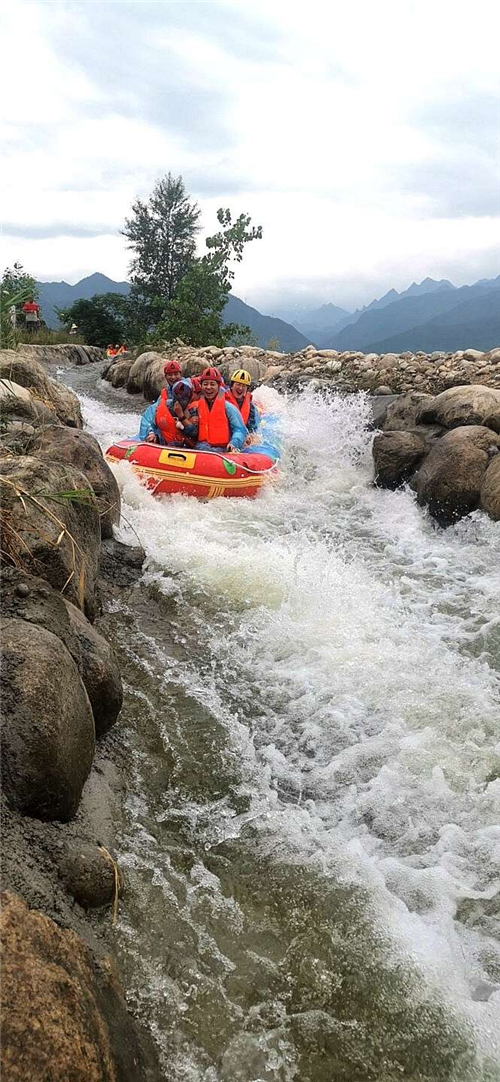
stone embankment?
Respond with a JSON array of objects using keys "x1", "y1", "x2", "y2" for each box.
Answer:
[
  {"x1": 103, "y1": 342, "x2": 500, "y2": 400},
  {"x1": 0, "y1": 348, "x2": 156, "y2": 1080}
]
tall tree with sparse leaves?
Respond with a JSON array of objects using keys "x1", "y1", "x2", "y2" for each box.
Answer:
[
  {"x1": 158, "y1": 209, "x2": 262, "y2": 347},
  {"x1": 122, "y1": 173, "x2": 201, "y2": 326}
]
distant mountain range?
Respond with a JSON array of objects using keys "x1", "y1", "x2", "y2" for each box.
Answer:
[
  {"x1": 36, "y1": 273, "x2": 309, "y2": 352},
  {"x1": 285, "y1": 276, "x2": 500, "y2": 352},
  {"x1": 36, "y1": 271, "x2": 500, "y2": 352}
]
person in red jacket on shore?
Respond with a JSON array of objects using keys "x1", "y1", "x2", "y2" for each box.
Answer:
[{"x1": 22, "y1": 297, "x2": 40, "y2": 332}]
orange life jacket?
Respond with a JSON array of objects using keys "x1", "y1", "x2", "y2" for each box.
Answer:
[
  {"x1": 155, "y1": 389, "x2": 184, "y2": 444},
  {"x1": 226, "y1": 389, "x2": 251, "y2": 425},
  {"x1": 195, "y1": 391, "x2": 230, "y2": 446}
]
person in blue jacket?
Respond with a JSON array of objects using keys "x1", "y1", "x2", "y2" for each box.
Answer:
[{"x1": 139, "y1": 379, "x2": 193, "y2": 445}]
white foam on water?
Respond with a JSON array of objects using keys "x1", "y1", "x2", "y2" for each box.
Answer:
[{"x1": 83, "y1": 385, "x2": 500, "y2": 1069}]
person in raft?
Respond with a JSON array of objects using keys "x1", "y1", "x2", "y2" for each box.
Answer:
[
  {"x1": 140, "y1": 378, "x2": 194, "y2": 446},
  {"x1": 226, "y1": 369, "x2": 261, "y2": 434},
  {"x1": 186, "y1": 367, "x2": 248, "y2": 452}
]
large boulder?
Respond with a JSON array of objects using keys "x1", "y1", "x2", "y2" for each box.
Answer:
[
  {"x1": 142, "y1": 357, "x2": 167, "y2": 402},
  {"x1": 0, "y1": 455, "x2": 101, "y2": 619},
  {"x1": 0, "y1": 891, "x2": 152, "y2": 1082},
  {"x1": 411, "y1": 426, "x2": 500, "y2": 524},
  {"x1": 58, "y1": 842, "x2": 122, "y2": 909},
  {"x1": 382, "y1": 392, "x2": 434, "y2": 431},
  {"x1": 480, "y1": 455, "x2": 500, "y2": 520},
  {"x1": 0, "y1": 566, "x2": 80, "y2": 665},
  {"x1": 418, "y1": 385, "x2": 500, "y2": 431},
  {"x1": 64, "y1": 600, "x2": 123, "y2": 738},
  {"x1": 0, "y1": 378, "x2": 60, "y2": 439},
  {"x1": 0, "y1": 619, "x2": 95, "y2": 820},
  {"x1": 126, "y1": 351, "x2": 165, "y2": 395},
  {"x1": 30, "y1": 426, "x2": 120, "y2": 538},
  {"x1": 0, "y1": 567, "x2": 122, "y2": 739},
  {"x1": 107, "y1": 358, "x2": 134, "y2": 388},
  {"x1": 373, "y1": 431, "x2": 426, "y2": 489},
  {"x1": 0, "y1": 351, "x2": 82, "y2": 428}
]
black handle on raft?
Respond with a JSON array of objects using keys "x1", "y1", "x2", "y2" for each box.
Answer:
[{"x1": 167, "y1": 452, "x2": 190, "y2": 461}]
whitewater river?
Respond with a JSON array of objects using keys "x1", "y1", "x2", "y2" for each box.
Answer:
[{"x1": 71, "y1": 366, "x2": 500, "y2": 1081}]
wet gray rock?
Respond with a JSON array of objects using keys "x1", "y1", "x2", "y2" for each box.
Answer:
[
  {"x1": 411, "y1": 425, "x2": 500, "y2": 524},
  {"x1": 0, "y1": 619, "x2": 95, "y2": 821},
  {"x1": 30, "y1": 426, "x2": 120, "y2": 539},
  {"x1": 99, "y1": 538, "x2": 145, "y2": 587},
  {"x1": 0, "y1": 567, "x2": 80, "y2": 665},
  {"x1": 383, "y1": 392, "x2": 434, "y2": 431},
  {"x1": 64, "y1": 600, "x2": 123, "y2": 738},
  {"x1": 373, "y1": 431, "x2": 427, "y2": 489},
  {"x1": 58, "y1": 842, "x2": 121, "y2": 909},
  {"x1": 480, "y1": 455, "x2": 500, "y2": 520},
  {"x1": 0, "y1": 455, "x2": 101, "y2": 620}
]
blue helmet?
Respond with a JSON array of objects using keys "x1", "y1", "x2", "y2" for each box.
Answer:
[{"x1": 171, "y1": 378, "x2": 193, "y2": 405}]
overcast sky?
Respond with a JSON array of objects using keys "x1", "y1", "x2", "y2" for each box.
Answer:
[{"x1": 2, "y1": 0, "x2": 500, "y2": 313}]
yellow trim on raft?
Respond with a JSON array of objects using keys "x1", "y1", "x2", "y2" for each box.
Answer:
[{"x1": 105, "y1": 456, "x2": 265, "y2": 490}]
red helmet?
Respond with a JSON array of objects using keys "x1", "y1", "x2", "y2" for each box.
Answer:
[
  {"x1": 200, "y1": 366, "x2": 223, "y2": 384},
  {"x1": 191, "y1": 376, "x2": 202, "y2": 395},
  {"x1": 163, "y1": 359, "x2": 182, "y2": 377}
]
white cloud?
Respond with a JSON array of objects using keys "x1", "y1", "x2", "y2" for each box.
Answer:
[{"x1": 2, "y1": 0, "x2": 499, "y2": 305}]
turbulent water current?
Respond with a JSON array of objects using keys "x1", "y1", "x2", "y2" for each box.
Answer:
[{"x1": 73, "y1": 367, "x2": 500, "y2": 1081}]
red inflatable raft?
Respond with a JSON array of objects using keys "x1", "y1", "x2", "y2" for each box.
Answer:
[{"x1": 105, "y1": 440, "x2": 278, "y2": 499}]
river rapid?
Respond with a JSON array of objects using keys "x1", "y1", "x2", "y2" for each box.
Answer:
[{"x1": 71, "y1": 366, "x2": 500, "y2": 1081}]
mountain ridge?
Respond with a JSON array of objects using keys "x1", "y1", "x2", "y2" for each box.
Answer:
[{"x1": 36, "y1": 275, "x2": 310, "y2": 352}]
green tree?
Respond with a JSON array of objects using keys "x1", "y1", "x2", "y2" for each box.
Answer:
[
  {"x1": 122, "y1": 173, "x2": 201, "y2": 327},
  {"x1": 158, "y1": 209, "x2": 262, "y2": 347},
  {"x1": 57, "y1": 293, "x2": 130, "y2": 348}
]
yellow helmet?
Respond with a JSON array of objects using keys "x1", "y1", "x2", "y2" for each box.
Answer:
[{"x1": 230, "y1": 369, "x2": 251, "y2": 386}]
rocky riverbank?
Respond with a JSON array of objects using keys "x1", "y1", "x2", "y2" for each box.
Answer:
[
  {"x1": 372, "y1": 386, "x2": 500, "y2": 524},
  {"x1": 103, "y1": 342, "x2": 500, "y2": 400},
  {"x1": 0, "y1": 348, "x2": 158, "y2": 1081}
]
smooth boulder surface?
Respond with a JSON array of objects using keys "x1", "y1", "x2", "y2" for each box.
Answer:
[
  {"x1": 0, "y1": 350, "x2": 82, "y2": 428},
  {"x1": 411, "y1": 425, "x2": 500, "y2": 524},
  {"x1": 480, "y1": 455, "x2": 500, "y2": 520},
  {"x1": 0, "y1": 566, "x2": 80, "y2": 666},
  {"x1": 0, "y1": 378, "x2": 59, "y2": 438},
  {"x1": 382, "y1": 392, "x2": 434, "y2": 431},
  {"x1": 18, "y1": 343, "x2": 104, "y2": 366},
  {"x1": 373, "y1": 431, "x2": 426, "y2": 489},
  {"x1": 126, "y1": 351, "x2": 164, "y2": 394},
  {"x1": 31, "y1": 426, "x2": 121, "y2": 538},
  {"x1": 64, "y1": 600, "x2": 123, "y2": 738},
  {"x1": 58, "y1": 842, "x2": 120, "y2": 909},
  {"x1": 0, "y1": 455, "x2": 101, "y2": 619},
  {"x1": 418, "y1": 385, "x2": 500, "y2": 431},
  {"x1": 1, "y1": 891, "x2": 150, "y2": 1082},
  {"x1": 108, "y1": 357, "x2": 134, "y2": 388},
  {"x1": 0, "y1": 619, "x2": 95, "y2": 820}
]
